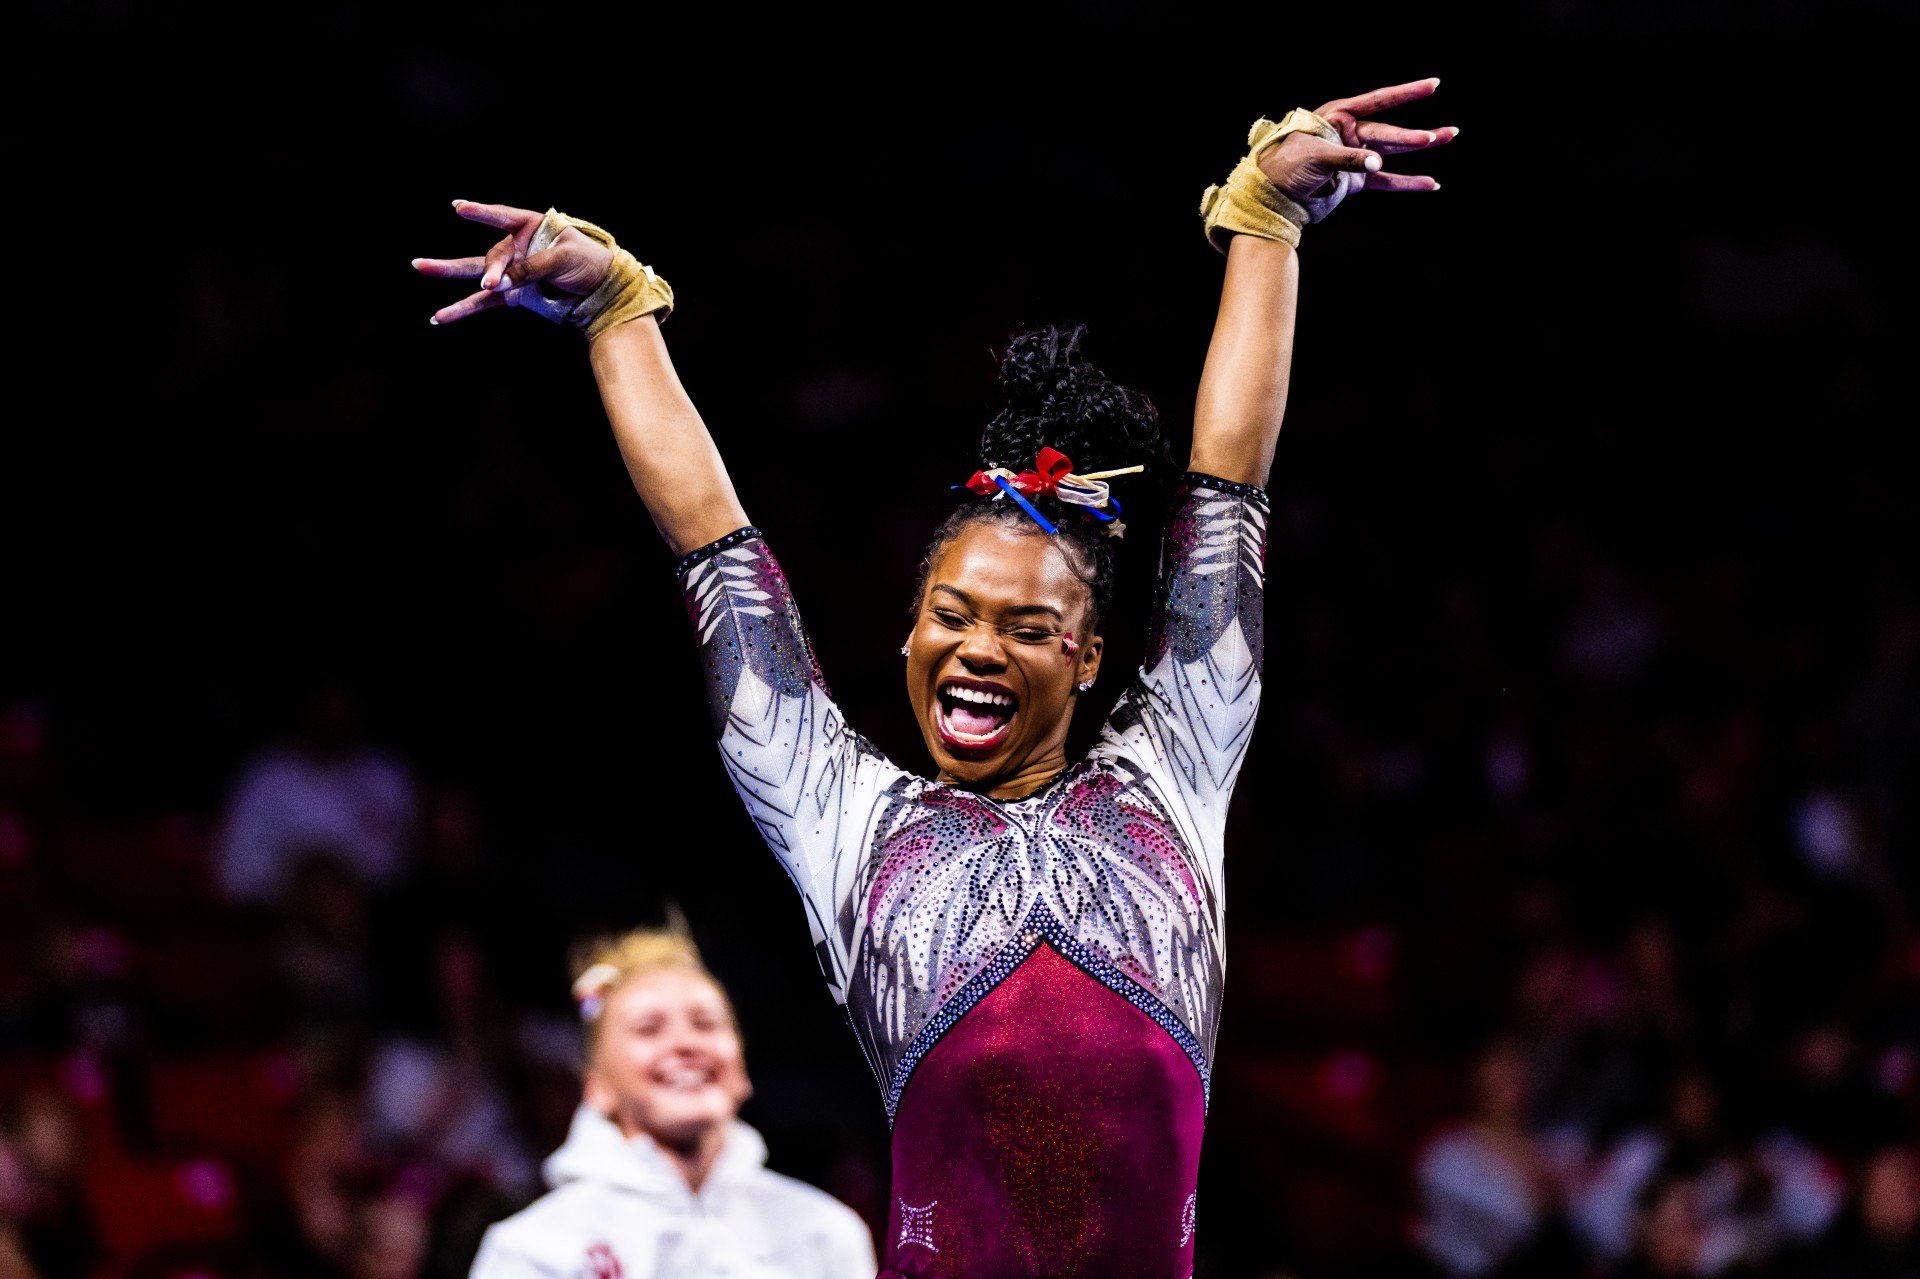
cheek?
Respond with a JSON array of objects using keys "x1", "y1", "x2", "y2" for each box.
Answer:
[
  {"x1": 909, "y1": 616, "x2": 950, "y2": 655},
  {"x1": 905, "y1": 624, "x2": 946, "y2": 692},
  {"x1": 613, "y1": 1032, "x2": 676, "y2": 1077},
  {"x1": 1019, "y1": 649, "x2": 1074, "y2": 697}
]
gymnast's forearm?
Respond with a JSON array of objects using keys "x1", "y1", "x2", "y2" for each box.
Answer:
[
  {"x1": 1188, "y1": 234, "x2": 1298, "y2": 489},
  {"x1": 588, "y1": 317, "x2": 752, "y2": 557}
]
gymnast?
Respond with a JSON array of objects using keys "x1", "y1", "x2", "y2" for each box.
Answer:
[{"x1": 417, "y1": 77, "x2": 1453, "y2": 1278}]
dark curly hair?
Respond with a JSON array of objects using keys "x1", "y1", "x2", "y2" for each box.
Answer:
[{"x1": 912, "y1": 325, "x2": 1173, "y2": 634}]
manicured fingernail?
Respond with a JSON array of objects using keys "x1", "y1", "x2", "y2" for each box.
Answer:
[
  {"x1": 1424, "y1": 132, "x2": 1437, "y2": 144},
  {"x1": 429, "y1": 317, "x2": 440, "y2": 326},
  {"x1": 451, "y1": 198, "x2": 465, "y2": 206},
  {"x1": 1432, "y1": 182, "x2": 1443, "y2": 190},
  {"x1": 1364, "y1": 154, "x2": 1382, "y2": 172},
  {"x1": 1448, "y1": 126, "x2": 1461, "y2": 137},
  {"x1": 1429, "y1": 77, "x2": 1441, "y2": 87},
  {"x1": 410, "y1": 258, "x2": 423, "y2": 269}
]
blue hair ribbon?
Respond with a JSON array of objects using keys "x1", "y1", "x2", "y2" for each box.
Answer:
[{"x1": 991, "y1": 474, "x2": 1058, "y2": 534}]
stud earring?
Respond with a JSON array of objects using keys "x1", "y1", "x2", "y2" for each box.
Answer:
[
  {"x1": 900, "y1": 644, "x2": 911, "y2": 657},
  {"x1": 1077, "y1": 679, "x2": 1095, "y2": 693}
]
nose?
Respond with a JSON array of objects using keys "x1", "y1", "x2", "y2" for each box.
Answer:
[{"x1": 955, "y1": 623, "x2": 1007, "y2": 672}]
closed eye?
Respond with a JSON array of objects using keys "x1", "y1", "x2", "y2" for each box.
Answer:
[
  {"x1": 930, "y1": 609, "x2": 970, "y2": 629},
  {"x1": 1007, "y1": 628, "x2": 1056, "y2": 644}
]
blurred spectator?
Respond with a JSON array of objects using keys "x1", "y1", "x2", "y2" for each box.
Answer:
[
  {"x1": 1614, "y1": 1174, "x2": 1714, "y2": 1279},
  {"x1": 1794, "y1": 1145, "x2": 1920, "y2": 1278},
  {"x1": 216, "y1": 683, "x2": 416, "y2": 904},
  {"x1": 1570, "y1": 1069, "x2": 1842, "y2": 1272},
  {"x1": 469, "y1": 931, "x2": 874, "y2": 1279},
  {"x1": 366, "y1": 933, "x2": 536, "y2": 1196},
  {"x1": 1417, "y1": 1037, "x2": 1579, "y2": 1276},
  {"x1": 0, "y1": 1091, "x2": 90, "y2": 1279},
  {"x1": 284, "y1": 1087, "x2": 373, "y2": 1274}
]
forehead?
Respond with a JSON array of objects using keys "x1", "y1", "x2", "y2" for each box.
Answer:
[
  {"x1": 606, "y1": 968, "x2": 729, "y2": 1017},
  {"x1": 926, "y1": 522, "x2": 1090, "y2": 617}
]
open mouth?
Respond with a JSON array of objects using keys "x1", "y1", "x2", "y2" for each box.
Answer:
[
  {"x1": 652, "y1": 1063, "x2": 718, "y2": 1093},
  {"x1": 936, "y1": 678, "x2": 1018, "y2": 752}
]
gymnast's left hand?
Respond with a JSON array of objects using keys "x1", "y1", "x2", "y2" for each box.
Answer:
[
  {"x1": 1258, "y1": 77, "x2": 1456, "y2": 221},
  {"x1": 412, "y1": 200, "x2": 612, "y2": 325}
]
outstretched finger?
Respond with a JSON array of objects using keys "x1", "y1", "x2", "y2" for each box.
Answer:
[
  {"x1": 430, "y1": 289, "x2": 506, "y2": 326},
  {"x1": 1361, "y1": 170, "x2": 1441, "y2": 193},
  {"x1": 1355, "y1": 122, "x2": 1455, "y2": 153},
  {"x1": 1321, "y1": 77, "x2": 1440, "y2": 120},
  {"x1": 412, "y1": 255, "x2": 487, "y2": 279},
  {"x1": 451, "y1": 198, "x2": 541, "y2": 230}
]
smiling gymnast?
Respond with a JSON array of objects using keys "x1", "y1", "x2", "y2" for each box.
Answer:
[{"x1": 418, "y1": 78, "x2": 1454, "y2": 1279}]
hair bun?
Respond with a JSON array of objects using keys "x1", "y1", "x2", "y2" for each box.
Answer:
[
  {"x1": 982, "y1": 325, "x2": 1170, "y2": 483},
  {"x1": 997, "y1": 326, "x2": 1093, "y2": 415}
]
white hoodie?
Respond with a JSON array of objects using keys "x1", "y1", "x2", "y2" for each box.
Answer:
[{"x1": 469, "y1": 1107, "x2": 875, "y2": 1279}]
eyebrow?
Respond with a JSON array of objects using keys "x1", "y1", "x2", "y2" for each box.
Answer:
[{"x1": 930, "y1": 585, "x2": 1064, "y2": 624}]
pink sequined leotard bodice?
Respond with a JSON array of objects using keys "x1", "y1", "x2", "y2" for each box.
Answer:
[{"x1": 677, "y1": 475, "x2": 1268, "y2": 1278}]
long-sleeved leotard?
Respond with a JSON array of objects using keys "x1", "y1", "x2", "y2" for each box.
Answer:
[{"x1": 677, "y1": 474, "x2": 1268, "y2": 1278}]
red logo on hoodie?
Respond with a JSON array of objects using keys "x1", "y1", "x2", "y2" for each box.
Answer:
[{"x1": 585, "y1": 1243, "x2": 623, "y2": 1279}]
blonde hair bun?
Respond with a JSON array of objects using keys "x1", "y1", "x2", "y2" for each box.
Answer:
[{"x1": 569, "y1": 928, "x2": 732, "y2": 1051}]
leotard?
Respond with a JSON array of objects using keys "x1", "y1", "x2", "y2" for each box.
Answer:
[{"x1": 676, "y1": 475, "x2": 1268, "y2": 1278}]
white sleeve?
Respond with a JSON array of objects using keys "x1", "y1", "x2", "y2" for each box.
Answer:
[
  {"x1": 1087, "y1": 475, "x2": 1268, "y2": 922},
  {"x1": 467, "y1": 1224, "x2": 561, "y2": 1279},
  {"x1": 680, "y1": 531, "x2": 912, "y2": 1006},
  {"x1": 823, "y1": 1206, "x2": 878, "y2": 1279}
]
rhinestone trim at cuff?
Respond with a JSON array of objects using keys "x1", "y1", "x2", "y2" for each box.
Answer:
[
  {"x1": 675, "y1": 526, "x2": 764, "y2": 579},
  {"x1": 1177, "y1": 472, "x2": 1270, "y2": 506}
]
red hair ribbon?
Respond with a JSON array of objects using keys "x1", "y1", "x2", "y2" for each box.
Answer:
[
  {"x1": 965, "y1": 447, "x2": 1075, "y2": 499},
  {"x1": 960, "y1": 449, "x2": 1142, "y2": 537}
]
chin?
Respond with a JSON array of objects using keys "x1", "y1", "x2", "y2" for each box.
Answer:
[
  {"x1": 641, "y1": 1097, "x2": 734, "y2": 1143},
  {"x1": 924, "y1": 724, "x2": 1014, "y2": 783}
]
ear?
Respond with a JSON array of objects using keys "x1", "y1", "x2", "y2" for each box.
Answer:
[{"x1": 1077, "y1": 631, "x2": 1105, "y2": 688}]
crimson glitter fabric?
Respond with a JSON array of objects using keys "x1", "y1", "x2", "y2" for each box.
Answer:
[
  {"x1": 676, "y1": 475, "x2": 1268, "y2": 1273},
  {"x1": 884, "y1": 944, "x2": 1206, "y2": 1277}
]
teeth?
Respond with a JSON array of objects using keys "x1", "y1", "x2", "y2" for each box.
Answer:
[{"x1": 943, "y1": 686, "x2": 1014, "y2": 708}]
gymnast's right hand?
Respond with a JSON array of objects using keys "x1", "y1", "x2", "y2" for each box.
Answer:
[{"x1": 413, "y1": 200, "x2": 611, "y2": 326}]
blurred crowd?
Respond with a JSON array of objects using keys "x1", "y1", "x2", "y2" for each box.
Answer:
[{"x1": 0, "y1": 690, "x2": 583, "y2": 1278}]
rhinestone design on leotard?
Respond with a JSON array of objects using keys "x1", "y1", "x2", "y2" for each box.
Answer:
[
  {"x1": 680, "y1": 477, "x2": 1269, "y2": 1115},
  {"x1": 897, "y1": 1200, "x2": 939, "y2": 1253},
  {"x1": 884, "y1": 901, "x2": 1211, "y2": 1119}
]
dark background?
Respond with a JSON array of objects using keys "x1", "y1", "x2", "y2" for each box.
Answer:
[{"x1": 4, "y1": 3, "x2": 1918, "y2": 1277}]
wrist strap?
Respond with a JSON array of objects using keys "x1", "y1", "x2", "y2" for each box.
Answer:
[
  {"x1": 521, "y1": 209, "x2": 675, "y2": 337},
  {"x1": 1199, "y1": 108, "x2": 1340, "y2": 254}
]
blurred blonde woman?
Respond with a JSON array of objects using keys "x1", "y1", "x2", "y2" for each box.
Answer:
[{"x1": 470, "y1": 931, "x2": 874, "y2": 1279}]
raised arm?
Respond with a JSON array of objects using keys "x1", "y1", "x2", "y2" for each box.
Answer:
[
  {"x1": 416, "y1": 202, "x2": 909, "y2": 1006},
  {"x1": 415, "y1": 200, "x2": 747, "y2": 556},
  {"x1": 1190, "y1": 79, "x2": 1454, "y2": 487},
  {"x1": 587, "y1": 319, "x2": 748, "y2": 556},
  {"x1": 1090, "y1": 82, "x2": 1458, "y2": 890}
]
